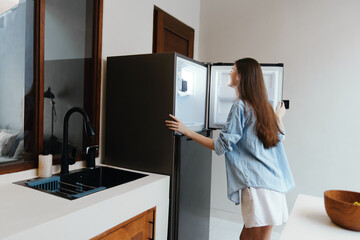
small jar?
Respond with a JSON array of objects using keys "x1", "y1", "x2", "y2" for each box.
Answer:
[{"x1": 38, "y1": 154, "x2": 53, "y2": 178}]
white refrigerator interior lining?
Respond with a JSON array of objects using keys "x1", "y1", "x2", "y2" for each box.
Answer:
[
  {"x1": 209, "y1": 65, "x2": 283, "y2": 129},
  {"x1": 175, "y1": 56, "x2": 207, "y2": 132}
]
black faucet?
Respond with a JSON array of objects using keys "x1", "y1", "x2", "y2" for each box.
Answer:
[
  {"x1": 61, "y1": 107, "x2": 95, "y2": 175},
  {"x1": 86, "y1": 145, "x2": 99, "y2": 169}
]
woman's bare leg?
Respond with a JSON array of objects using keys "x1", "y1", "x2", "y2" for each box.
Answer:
[
  {"x1": 239, "y1": 225, "x2": 250, "y2": 240},
  {"x1": 240, "y1": 225, "x2": 273, "y2": 240}
]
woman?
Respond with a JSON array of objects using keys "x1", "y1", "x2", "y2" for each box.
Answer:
[{"x1": 165, "y1": 58, "x2": 295, "y2": 240}]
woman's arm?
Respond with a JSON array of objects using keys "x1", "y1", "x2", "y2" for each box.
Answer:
[{"x1": 165, "y1": 114, "x2": 215, "y2": 150}]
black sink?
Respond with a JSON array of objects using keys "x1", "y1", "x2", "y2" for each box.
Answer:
[
  {"x1": 61, "y1": 166, "x2": 148, "y2": 189},
  {"x1": 14, "y1": 166, "x2": 148, "y2": 200}
]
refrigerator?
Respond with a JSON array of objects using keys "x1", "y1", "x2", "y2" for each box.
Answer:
[{"x1": 104, "y1": 53, "x2": 284, "y2": 240}]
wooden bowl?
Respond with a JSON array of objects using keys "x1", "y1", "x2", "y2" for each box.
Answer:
[{"x1": 324, "y1": 190, "x2": 360, "y2": 231}]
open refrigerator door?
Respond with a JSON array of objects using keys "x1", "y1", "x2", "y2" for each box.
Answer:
[
  {"x1": 175, "y1": 55, "x2": 208, "y2": 132},
  {"x1": 208, "y1": 63, "x2": 284, "y2": 130}
]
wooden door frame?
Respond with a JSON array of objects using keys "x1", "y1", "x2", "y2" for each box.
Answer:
[{"x1": 35, "y1": 0, "x2": 45, "y2": 166}]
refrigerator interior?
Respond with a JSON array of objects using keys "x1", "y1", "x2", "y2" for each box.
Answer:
[
  {"x1": 208, "y1": 65, "x2": 237, "y2": 128},
  {"x1": 175, "y1": 56, "x2": 207, "y2": 132},
  {"x1": 262, "y1": 65, "x2": 284, "y2": 110},
  {"x1": 208, "y1": 64, "x2": 284, "y2": 129}
]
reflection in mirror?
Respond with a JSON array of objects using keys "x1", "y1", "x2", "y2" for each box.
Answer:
[
  {"x1": 0, "y1": 0, "x2": 34, "y2": 165},
  {"x1": 43, "y1": 0, "x2": 93, "y2": 157}
]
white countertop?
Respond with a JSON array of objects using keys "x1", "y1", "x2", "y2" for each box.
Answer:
[
  {"x1": 0, "y1": 162, "x2": 170, "y2": 240},
  {"x1": 280, "y1": 194, "x2": 360, "y2": 240}
]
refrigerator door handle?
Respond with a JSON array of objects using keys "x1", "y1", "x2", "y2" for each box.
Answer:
[
  {"x1": 283, "y1": 99, "x2": 290, "y2": 109},
  {"x1": 206, "y1": 129, "x2": 211, "y2": 137}
]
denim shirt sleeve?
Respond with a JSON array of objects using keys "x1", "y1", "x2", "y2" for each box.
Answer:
[{"x1": 214, "y1": 101, "x2": 245, "y2": 155}]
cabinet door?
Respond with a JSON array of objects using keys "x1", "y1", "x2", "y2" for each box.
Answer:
[
  {"x1": 92, "y1": 208, "x2": 155, "y2": 240},
  {"x1": 153, "y1": 7, "x2": 194, "y2": 58}
]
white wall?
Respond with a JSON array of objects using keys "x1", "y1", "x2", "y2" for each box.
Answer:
[
  {"x1": 102, "y1": 0, "x2": 201, "y2": 58},
  {"x1": 199, "y1": 0, "x2": 360, "y2": 216},
  {"x1": 100, "y1": 0, "x2": 202, "y2": 157}
]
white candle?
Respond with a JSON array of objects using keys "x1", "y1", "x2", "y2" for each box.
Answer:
[{"x1": 38, "y1": 154, "x2": 53, "y2": 178}]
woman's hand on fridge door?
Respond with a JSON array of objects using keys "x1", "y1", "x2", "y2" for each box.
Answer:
[
  {"x1": 276, "y1": 101, "x2": 286, "y2": 120},
  {"x1": 165, "y1": 114, "x2": 190, "y2": 136},
  {"x1": 276, "y1": 101, "x2": 286, "y2": 131},
  {"x1": 165, "y1": 114, "x2": 215, "y2": 150}
]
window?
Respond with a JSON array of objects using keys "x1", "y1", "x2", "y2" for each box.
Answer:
[
  {"x1": 0, "y1": 0, "x2": 35, "y2": 171},
  {"x1": 0, "y1": 0, "x2": 103, "y2": 174}
]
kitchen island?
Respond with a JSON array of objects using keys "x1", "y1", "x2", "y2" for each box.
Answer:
[
  {"x1": 0, "y1": 162, "x2": 170, "y2": 240},
  {"x1": 280, "y1": 194, "x2": 360, "y2": 240}
]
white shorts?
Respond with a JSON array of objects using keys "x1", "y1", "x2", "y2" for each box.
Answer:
[{"x1": 241, "y1": 187, "x2": 289, "y2": 228}]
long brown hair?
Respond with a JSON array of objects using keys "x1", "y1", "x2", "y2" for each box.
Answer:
[{"x1": 235, "y1": 58, "x2": 283, "y2": 148}]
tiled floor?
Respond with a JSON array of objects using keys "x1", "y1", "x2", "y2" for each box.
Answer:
[{"x1": 209, "y1": 211, "x2": 282, "y2": 240}]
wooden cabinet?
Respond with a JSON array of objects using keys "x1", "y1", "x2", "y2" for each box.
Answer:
[
  {"x1": 153, "y1": 6, "x2": 194, "y2": 58},
  {"x1": 91, "y1": 207, "x2": 156, "y2": 240}
]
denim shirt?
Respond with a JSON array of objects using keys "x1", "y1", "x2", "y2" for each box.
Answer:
[{"x1": 214, "y1": 99, "x2": 295, "y2": 205}]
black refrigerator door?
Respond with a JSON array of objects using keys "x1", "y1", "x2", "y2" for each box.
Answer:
[
  {"x1": 173, "y1": 130, "x2": 212, "y2": 240},
  {"x1": 105, "y1": 53, "x2": 176, "y2": 175}
]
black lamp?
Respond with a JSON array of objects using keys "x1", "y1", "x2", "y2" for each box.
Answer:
[
  {"x1": 44, "y1": 86, "x2": 55, "y2": 99},
  {"x1": 44, "y1": 87, "x2": 57, "y2": 153}
]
